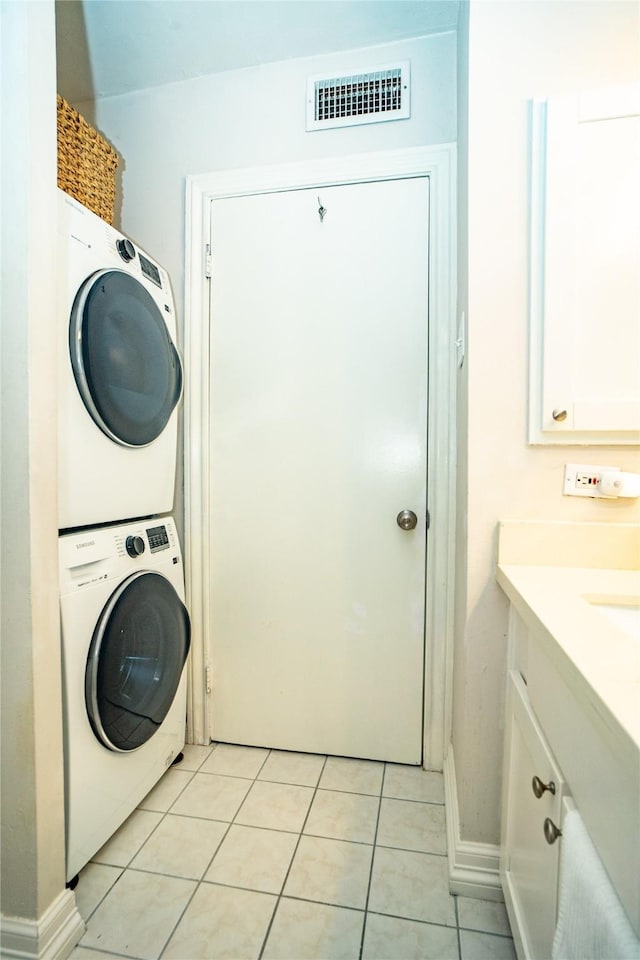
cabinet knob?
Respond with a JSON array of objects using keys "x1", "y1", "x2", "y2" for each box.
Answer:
[
  {"x1": 532, "y1": 776, "x2": 556, "y2": 798},
  {"x1": 552, "y1": 408, "x2": 568, "y2": 422},
  {"x1": 543, "y1": 817, "x2": 562, "y2": 845}
]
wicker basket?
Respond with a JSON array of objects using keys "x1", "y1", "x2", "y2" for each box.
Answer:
[{"x1": 57, "y1": 95, "x2": 119, "y2": 224}]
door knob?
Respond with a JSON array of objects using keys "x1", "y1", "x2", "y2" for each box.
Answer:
[{"x1": 397, "y1": 510, "x2": 418, "y2": 531}]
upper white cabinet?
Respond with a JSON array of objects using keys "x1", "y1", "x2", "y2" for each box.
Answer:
[{"x1": 529, "y1": 83, "x2": 640, "y2": 444}]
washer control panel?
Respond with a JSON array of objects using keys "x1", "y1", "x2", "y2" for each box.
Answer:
[
  {"x1": 146, "y1": 524, "x2": 170, "y2": 553},
  {"x1": 112, "y1": 523, "x2": 172, "y2": 559},
  {"x1": 59, "y1": 518, "x2": 181, "y2": 596}
]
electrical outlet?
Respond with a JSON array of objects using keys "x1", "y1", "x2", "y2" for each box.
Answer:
[{"x1": 563, "y1": 463, "x2": 620, "y2": 498}]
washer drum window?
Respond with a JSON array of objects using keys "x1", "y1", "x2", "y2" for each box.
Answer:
[
  {"x1": 70, "y1": 270, "x2": 183, "y2": 447},
  {"x1": 85, "y1": 571, "x2": 191, "y2": 752}
]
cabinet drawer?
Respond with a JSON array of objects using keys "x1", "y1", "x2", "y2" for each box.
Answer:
[{"x1": 502, "y1": 671, "x2": 568, "y2": 960}]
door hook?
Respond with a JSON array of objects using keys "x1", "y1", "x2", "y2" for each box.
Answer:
[{"x1": 317, "y1": 197, "x2": 327, "y2": 223}]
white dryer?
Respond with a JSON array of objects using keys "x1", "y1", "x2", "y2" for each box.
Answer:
[
  {"x1": 59, "y1": 516, "x2": 190, "y2": 883},
  {"x1": 57, "y1": 189, "x2": 183, "y2": 530}
]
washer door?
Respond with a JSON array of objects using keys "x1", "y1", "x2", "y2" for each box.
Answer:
[
  {"x1": 70, "y1": 269, "x2": 183, "y2": 447},
  {"x1": 86, "y1": 571, "x2": 191, "y2": 752}
]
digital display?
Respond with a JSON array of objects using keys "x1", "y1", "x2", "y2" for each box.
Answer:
[
  {"x1": 139, "y1": 253, "x2": 162, "y2": 288},
  {"x1": 146, "y1": 525, "x2": 169, "y2": 552}
]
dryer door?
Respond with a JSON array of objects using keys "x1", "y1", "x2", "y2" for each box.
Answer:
[
  {"x1": 86, "y1": 571, "x2": 191, "y2": 751},
  {"x1": 70, "y1": 269, "x2": 183, "y2": 447}
]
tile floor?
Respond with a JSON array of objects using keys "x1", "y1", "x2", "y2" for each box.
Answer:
[{"x1": 69, "y1": 743, "x2": 515, "y2": 960}]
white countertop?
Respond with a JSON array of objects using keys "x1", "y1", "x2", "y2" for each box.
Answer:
[
  {"x1": 497, "y1": 563, "x2": 640, "y2": 752},
  {"x1": 497, "y1": 520, "x2": 640, "y2": 756}
]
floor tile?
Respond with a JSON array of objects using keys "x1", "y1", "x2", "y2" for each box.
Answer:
[
  {"x1": 304, "y1": 788, "x2": 379, "y2": 844},
  {"x1": 200, "y1": 742, "x2": 270, "y2": 778},
  {"x1": 383, "y1": 764, "x2": 445, "y2": 804},
  {"x1": 319, "y1": 756, "x2": 384, "y2": 795},
  {"x1": 169, "y1": 772, "x2": 251, "y2": 821},
  {"x1": 92, "y1": 809, "x2": 163, "y2": 868},
  {"x1": 457, "y1": 897, "x2": 512, "y2": 936},
  {"x1": 460, "y1": 930, "x2": 517, "y2": 959},
  {"x1": 284, "y1": 834, "x2": 373, "y2": 909},
  {"x1": 138, "y1": 767, "x2": 194, "y2": 812},
  {"x1": 80, "y1": 869, "x2": 196, "y2": 959},
  {"x1": 130, "y1": 814, "x2": 227, "y2": 879},
  {"x1": 262, "y1": 897, "x2": 364, "y2": 960},
  {"x1": 368, "y1": 847, "x2": 456, "y2": 927},
  {"x1": 74, "y1": 862, "x2": 122, "y2": 921},
  {"x1": 176, "y1": 743, "x2": 214, "y2": 771},
  {"x1": 259, "y1": 749, "x2": 326, "y2": 786},
  {"x1": 235, "y1": 779, "x2": 314, "y2": 832},
  {"x1": 204, "y1": 824, "x2": 298, "y2": 893},
  {"x1": 67, "y1": 744, "x2": 512, "y2": 960},
  {"x1": 362, "y1": 913, "x2": 460, "y2": 960},
  {"x1": 162, "y1": 882, "x2": 276, "y2": 960},
  {"x1": 376, "y1": 797, "x2": 447, "y2": 854}
]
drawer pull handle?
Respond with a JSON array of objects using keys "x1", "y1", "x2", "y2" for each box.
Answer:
[
  {"x1": 532, "y1": 776, "x2": 556, "y2": 798},
  {"x1": 544, "y1": 817, "x2": 562, "y2": 845}
]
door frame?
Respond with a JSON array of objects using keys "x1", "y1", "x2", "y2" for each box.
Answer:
[{"x1": 183, "y1": 145, "x2": 456, "y2": 771}]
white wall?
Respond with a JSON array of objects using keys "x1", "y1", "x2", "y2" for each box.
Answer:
[
  {"x1": 1, "y1": 0, "x2": 75, "y2": 943},
  {"x1": 453, "y1": 0, "x2": 640, "y2": 847},
  {"x1": 453, "y1": 0, "x2": 469, "y2": 836}
]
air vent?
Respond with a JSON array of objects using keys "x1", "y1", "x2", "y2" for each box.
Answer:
[{"x1": 306, "y1": 61, "x2": 410, "y2": 131}]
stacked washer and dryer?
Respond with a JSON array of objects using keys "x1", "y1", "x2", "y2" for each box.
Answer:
[{"x1": 57, "y1": 190, "x2": 190, "y2": 883}]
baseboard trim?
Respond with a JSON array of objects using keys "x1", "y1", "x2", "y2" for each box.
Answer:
[
  {"x1": 0, "y1": 889, "x2": 84, "y2": 960},
  {"x1": 444, "y1": 743, "x2": 504, "y2": 902}
]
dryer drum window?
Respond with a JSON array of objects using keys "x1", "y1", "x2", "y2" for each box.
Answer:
[
  {"x1": 70, "y1": 270, "x2": 183, "y2": 447},
  {"x1": 86, "y1": 571, "x2": 191, "y2": 752}
]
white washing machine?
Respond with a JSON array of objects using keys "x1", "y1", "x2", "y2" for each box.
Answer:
[
  {"x1": 57, "y1": 189, "x2": 183, "y2": 530},
  {"x1": 59, "y1": 516, "x2": 190, "y2": 882}
]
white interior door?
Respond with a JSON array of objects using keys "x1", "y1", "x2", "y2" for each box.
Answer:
[{"x1": 208, "y1": 176, "x2": 429, "y2": 763}]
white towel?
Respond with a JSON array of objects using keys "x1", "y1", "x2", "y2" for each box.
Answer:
[{"x1": 552, "y1": 808, "x2": 640, "y2": 960}]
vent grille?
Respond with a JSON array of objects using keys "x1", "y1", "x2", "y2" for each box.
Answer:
[{"x1": 306, "y1": 61, "x2": 410, "y2": 131}]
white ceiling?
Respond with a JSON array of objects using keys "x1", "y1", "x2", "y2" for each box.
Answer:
[{"x1": 56, "y1": 0, "x2": 460, "y2": 103}]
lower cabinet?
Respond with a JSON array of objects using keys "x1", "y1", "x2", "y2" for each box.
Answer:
[{"x1": 501, "y1": 670, "x2": 568, "y2": 960}]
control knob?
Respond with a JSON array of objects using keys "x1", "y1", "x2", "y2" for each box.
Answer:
[
  {"x1": 125, "y1": 535, "x2": 145, "y2": 558},
  {"x1": 116, "y1": 238, "x2": 136, "y2": 262}
]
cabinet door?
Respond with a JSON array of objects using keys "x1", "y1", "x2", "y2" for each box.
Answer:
[
  {"x1": 529, "y1": 83, "x2": 640, "y2": 444},
  {"x1": 501, "y1": 671, "x2": 567, "y2": 960}
]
